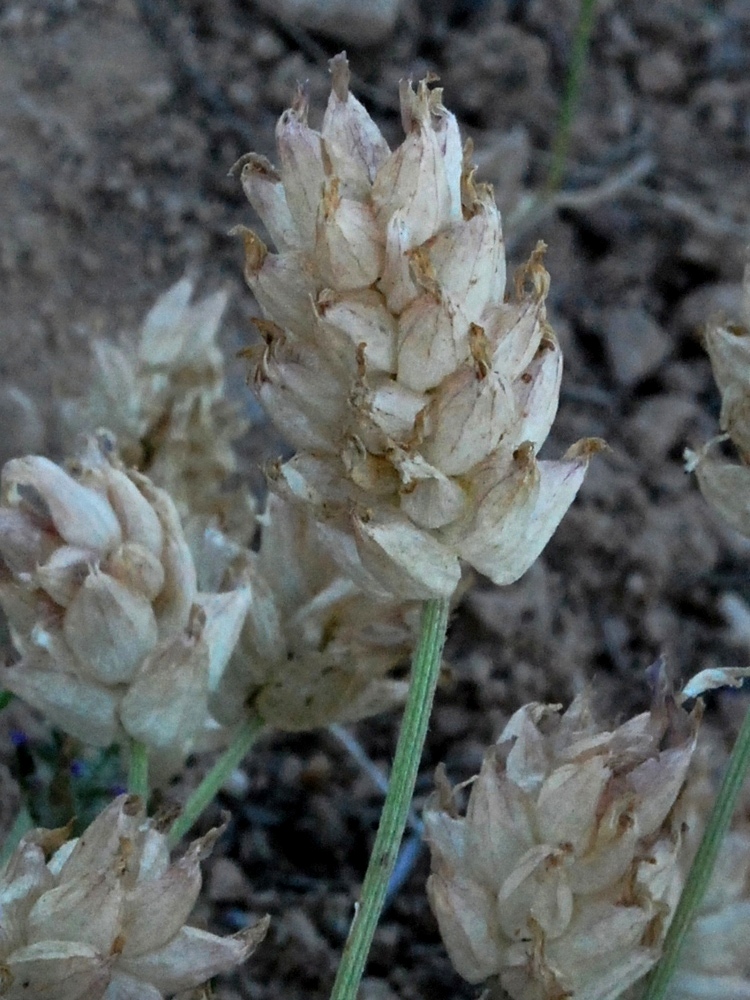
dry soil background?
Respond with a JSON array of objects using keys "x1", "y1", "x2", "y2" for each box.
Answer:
[{"x1": 2, "y1": 0, "x2": 750, "y2": 997}]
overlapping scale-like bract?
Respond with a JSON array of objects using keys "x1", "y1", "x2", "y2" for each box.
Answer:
[
  {"x1": 236, "y1": 54, "x2": 599, "y2": 600},
  {"x1": 686, "y1": 266, "x2": 750, "y2": 537},
  {"x1": 0, "y1": 795, "x2": 268, "y2": 1000},
  {"x1": 0, "y1": 434, "x2": 250, "y2": 778},
  {"x1": 424, "y1": 682, "x2": 697, "y2": 1000},
  {"x1": 206, "y1": 493, "x2": 417, "y2": 733},
  {"x1": 60, "y1": 278, "x2": 253, "y2": 540}
]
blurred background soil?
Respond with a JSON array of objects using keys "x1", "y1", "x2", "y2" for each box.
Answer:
[{"x1": 2, "y1": 0, "x2": 750, "y2": 997}]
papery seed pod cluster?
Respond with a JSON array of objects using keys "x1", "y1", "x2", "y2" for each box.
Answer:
[
  {"x1": 0, "y1": 433, "x2": 250, "y2": 779},
  {"x1": 686, "y1": 265, "x2": 750, "y2": 537},
  {"x1": 0, "y1": 795, "x2": 268, "y2": 1000},
  {"x1": 236, "y1": 54, "x2": 600, "y2": 601},
  {"x1": 424, "y1": 677, "x2": 697, "y2": 1000},
  {"x1": 60, "y1": 279, "x2": 254, "y2": 540},
  {"x1": 201, "y1": 493, "x2": 416, "y2": 732}
]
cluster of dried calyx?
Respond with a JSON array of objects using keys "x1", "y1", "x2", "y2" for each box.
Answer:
[
  {"x1": 235, "y1": 53, "x2": 600, "y2": 601},
  {"x1": 0, "y1": 795, "x2": 267, "y2": 1000},
  {"x1": 0, "y1": 53, "x2": 747, "y2": 1000}
]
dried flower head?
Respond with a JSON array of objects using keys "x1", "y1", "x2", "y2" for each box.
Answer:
[
  {"x1": 236, "y1": 54, "x2": 600, "y2": 601},
  {"x1": 0, "y1": 795, "x2": 268, "y2": 999},
  {"x1": 205, "y1": 493, "x2": 416, "y2": 732},
  {"x1": 60, "y1": 278, "x2": 254, "y2": 541},
  {"x1": 686, "y1": 265, "x2": 750, "y2": 537},
  {"x1": 424, "y1": 677, "x2": 697, "y2": 1000},
  {"x1": 0, "y1": 434, "x2": 250, "y2": 778}
]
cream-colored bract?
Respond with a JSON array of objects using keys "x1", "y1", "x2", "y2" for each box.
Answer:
[
  {"x1": 424, "y1": 681, "x2": 697, "y2": 1000},
  {"x1": 0, "y1": 435, "x2": 250, "y2": 780},
  {"x1": 236, "y1": 54, "x2": 601, "y2": 601},
  {"x1": 0, "y1": 796, "x2": 268, "y2": 1000}
]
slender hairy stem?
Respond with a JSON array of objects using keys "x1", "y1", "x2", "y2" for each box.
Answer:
[
  {"x1": 0, "y1": 805, "x2": 34, "y2": 871},
  {"x1": 168, "y1": 715, "x2": 264, "y2": 847},
  {"x1": 329, "y1": 596, "x2": 451, "y2": 1000},
  {"x1": 643, "y1": 698, "x2": 750, "y2": 1000},
  {"x1": 545, "y1": 0, "x2": 598, "y2": 193},
  {"x1": 127, "y1": 739, "x2": 149, "y2": 799}
]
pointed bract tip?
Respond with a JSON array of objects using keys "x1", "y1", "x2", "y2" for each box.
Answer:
[
  {"x1": 563, "y1": 437, "x2": 608, "y2": 462},
  {"x1": 329, "y1": 52, "x2": 350, "y2": 102}
]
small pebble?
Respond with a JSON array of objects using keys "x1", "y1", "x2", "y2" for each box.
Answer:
[{"x1": 252, "y1": 0, "x2": 402, "y2": 46}]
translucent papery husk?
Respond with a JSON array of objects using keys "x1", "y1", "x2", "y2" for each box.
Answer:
[
  {"x1": 424, "y1": 675, "x2": 698, "y2": 1000},
  {"x1": 210, "y1": 493, "x2": 419, "y2": 732},
  {"x1": 701, "y1": 266, "x2": 750, "y2": 444},
  {"x1": 0, "y1": 438, "x2": 251, "y2": 780},
  {"x1": 59, "y1": 278, "x2": 254, "y2": 538},
  {"x1": 0, "y1": 796, "x2": 268, "y2": 999},
  {"x1": 689, "y1": 442, "x2": 750, "y2": 539},
  {"x1": 657, "y1": 729, "x2": 750, "y2": 1000},
  {"x1": 237, "y1": 55, "x2": 595, "y2": 600}
]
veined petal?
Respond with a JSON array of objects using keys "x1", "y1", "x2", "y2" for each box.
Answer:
[
  {"x1": 394, "y1": 452, "x2": 467, "y2": 529},
  {"x1": 117, "y1": 920, "x2": 268, "y2": 995},
  {"x1": 316, "y1": 289, "x2": 397, "y2": 375},
  {"x1": 353, "y1": 512, "x2": 460, "y2": 599},
  {"x1": 322, "y1": 53, "x2": 390, "y2": 198},
  {"x1": 397, "y1": 295, "x2": 468, "y2": 392},
  {"x1": 427, "y1": 873, "x2": 502, "y2": 984},
  {"x1": 273, "y1": 453, "x2": 360, "y2": 512},
  {"x1": 378, "y1": 211, "x2": 420, "y2": 315},
  {"x1": 423, "y1": 365, "x2": 516, "y2": 476},
  {"x1": 120, "y1": 838, "x2": 206, "y2": 957},
  {"x1": 465, "y1": 750, "x2": 535, "y2": 887},
  {"x1": 276, "y1": 88, "x2": 328, "y2": 247},
  {"x1": 356, "y1": 376, "x2": 426, "y2": 446},
  {"x1": 372, "y1": 80, "x2": 453, "y2": 244},
  {"x1": 58, "y1": 795, "x2": 144, "y2": 882},
  {"x1": 1, "y1": 940, "x2": 110, "y2": 1000},
  {"x1": 234, "y1": 152, "x2": 300, "y2": 251},
  {"x1": 693, "y1": 452, "x2": 750, "y2": 538},
  {"x1": 430, "y1": 89, "x2": 463, "y2": 223},
  {"x1": 253, "y1": 336, "x2": 348, "y2": 454},
  {"x1": 2, "y1": 457, "x2": 121, "y2": 554},
  {"x1": 63, "y1": 570, "x2": 158, "y2": 685},
  {"x1": 315, "y1": 179, "x2": 384, "y2": 291},
  {"x1": 105, "y1": 543, "x2": 165, "y2": 602},
  {"x1": 484, "y1": 242, "x2": 550, "y2": 380},
  {"x1": 102, "y1": 468, "x2": 164, "y2": 558},
  {"x1": 27, "y1": 871, "x2": 123, "y2": 955},
  {"x1": 416, "y1": 192, "x2": 502, "y2": 324},
  {"x1": 536, "y1": 756, "x2": 611, "y2": 854},
  {"x1": 133, "y1": 475, "x2": 196, "y2": 636},
  {"x1": 454, "y1": 446, "x2": 540, "y2": 580},
  {"x1": 195, "y1": 588, "x2": 252, "y2": 692},
  {"x1": 458, "y1": 443, "x2": 597, "y2": 586},
  {"x1": 119, "y1": 620, "x2": 210, "y2": 760},
  {"x1": 3, "y1": 662, "x2": 121, "y2": 747},
  {"x1": 514, "y1": 334, "x2": 563, "y2": 449},
  {"x1": 138, "y1": 277, "x2": 193, "y2": 365},
  {"x1": 235, "y1": 228, "x2": 317, "y2": 342}
]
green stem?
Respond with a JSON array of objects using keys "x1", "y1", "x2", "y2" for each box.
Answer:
[
  {"x1": 0, "y1": 691, "x2": 14, "y2": 712},
  {"x1": 545, "y1": 0, "x2": 598, "y2": 193},
  {"x1": 643, "y1": 699, "x2": 750, "y2": 1000},
  {"x1": 0, "y1": 805, "x2": 34, "y2": 871},
  {"x1": 168, "y1": 715, "x2": 264, "y2": 847},
  {"x1": 329, "y1": 596, "x2": 451, "y2": 1000},
  {"x1": 127, "y1": 739, "x2": 149, "y2": 800}
]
